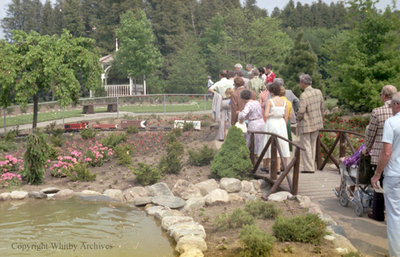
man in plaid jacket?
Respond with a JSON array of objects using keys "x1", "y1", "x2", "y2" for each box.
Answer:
[
  {"x1": 296, "y1": 74, "x2": 324, "y2": 173},
  {"x1": 363, "y1": 85, "x2": 397, "y2": 221}
]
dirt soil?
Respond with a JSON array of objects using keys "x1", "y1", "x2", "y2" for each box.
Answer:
[{"x1": 2, "y1": 114, "x2": 343, "y2": 257}]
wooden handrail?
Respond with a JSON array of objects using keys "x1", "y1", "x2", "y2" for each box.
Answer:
[
  {"x1": 248, "y1": 130, "x2": 304, "y2": 197},
  {"x1": 317, "y1": 129, "x2": 364, "y2": 171}
]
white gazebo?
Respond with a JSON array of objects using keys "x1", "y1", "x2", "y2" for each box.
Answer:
[{"x1": 98, "y1": 40, "x2": 146, "y2": 97}]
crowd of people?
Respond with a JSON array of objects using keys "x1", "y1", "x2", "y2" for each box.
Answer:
[
  {"x1": 209, "y1": 65, "x2": 400, "y2": 257},
  {"x1": 208, "y1": 63, "x2": 323, "y2": 174}
]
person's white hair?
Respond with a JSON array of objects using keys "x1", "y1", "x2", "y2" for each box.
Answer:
[
  {"x1": 299, "y1": 74, "x2": 312, "y2": 85},
  {"x1": 392, "y1": 92, "x2": 400, "y2": 104},
  {"x1": 234, "y1": 63, "x2": 242, "y2": 69}
]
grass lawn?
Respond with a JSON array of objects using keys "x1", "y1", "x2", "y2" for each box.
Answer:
[{"x1": 1, "y1": 101, "x2": 212, "y2": 128}]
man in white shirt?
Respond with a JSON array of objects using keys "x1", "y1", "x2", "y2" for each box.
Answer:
[
  {"x1": 208, "y1": 70, "x2": 234, "y2": 141},
  {"x1": 371, "y1": 92, "x2": 400, "y2": 257}
]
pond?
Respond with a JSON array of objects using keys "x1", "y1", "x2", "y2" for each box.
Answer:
[{"x1": 0, "y1": 197, "x2": 175, "y2": 257}]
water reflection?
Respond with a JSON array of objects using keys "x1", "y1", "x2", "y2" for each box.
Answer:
[{"x1": 0, "y1": 198, "x2": 175, "y2": 257}]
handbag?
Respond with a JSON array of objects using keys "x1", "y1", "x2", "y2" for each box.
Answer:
[{"x1": 235, "y1": 121, "x2": 247, "y2": 133}]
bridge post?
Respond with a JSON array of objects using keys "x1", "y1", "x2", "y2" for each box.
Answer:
[
  {"x1": 316, "y1": 133, "x2": 322, "y2": 170},
  {"x1": 292, "y1": 147, "x2": 300, "y2": 195},
  {"x1": 339, "y1": 132, "x2": 346, "y2": 158},
  {"x1": 271, "y1": 137, "x2": 278, "y2": 180},
  {"x1": 250, "y1": 132, "x2": 255, "y2": 165}
]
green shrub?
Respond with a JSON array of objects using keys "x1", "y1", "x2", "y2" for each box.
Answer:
[
  {"x1": 132, "y1": 162, "x2": 162, "y2": 186},
  {"x1": 47, "y1": 144, "x2": 61, "y2": 160},
  {"x1": 126, "y1": 125, "x2": 139, "y2": 134},
  {"x1": 342, "y1": 252, "x2": 361, "y2": 257},
  {"x1": 159, "y1": 134, "x2": 184, "y2": 174},
  {"x1": 115, "y1": 144, "x2": 134, "y2": 166},
  {"x1": 66, "y1": 162, "x2": 96, "y2": 182},
  {"x1": 171, "y1": 128, "x2": 182, "y2": 138},
  {"x1": 49, "y1": 135, "x2": 65, "y2": 147},
  {"x1": 188, "y1": 144, "x2": 215, "y2": 166},
  {"x1": 22, "y1": 133, "x2": 49, "y2": 184},
  {"x1": 4, "y1": 128, "x2": 19, "y2": 141},
  {"x1": 100, "y1": 133, "x2": 127, "y2": 149},
  {"x1": 80, "y1": 128, "x2": 97, "y2": 140},
  {"x1": 245, "y1": 200, "x2": 281, "y2": 219},
  {"x1": 0, "y1": 140, "x2": 17, "y2": 152},
  {"x1": 214, "y1": 208, "x2": 255, "y2": 231},
  {"x1": 272, "y1": 214, "x2": 326, "y2": 245},
  {"x1": 239, "y1": 224, "x2": 275, "y2": 257},
  {"x1": 182, "y1": 121, "x2": 194, "y2": 132},
  {"x1": 210, "y1": 126, "x2": 253, "y2": 179}
]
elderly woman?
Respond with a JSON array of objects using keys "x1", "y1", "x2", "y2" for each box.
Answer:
[
  {"x1": 231, "y1": 77, "x2": 256, "y2": 125},
  {"x1": 247, "y1": 69, "x2": 265, "y2": 98},
  {"x1": 238, "y1": 89, "x2": 265, "y2": 160}
]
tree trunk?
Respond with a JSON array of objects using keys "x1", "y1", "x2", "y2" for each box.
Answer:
[{"x1": 32, "y1": 93, "x2": 39, "y2": 130}]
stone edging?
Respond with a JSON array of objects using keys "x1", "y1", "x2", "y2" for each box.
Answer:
[{"x1": 0, "y1": 177, "x2": 358, "y2": 256}]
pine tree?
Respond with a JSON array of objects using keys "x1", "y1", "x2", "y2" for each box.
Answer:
[
  {"x1": 166, "y1": 35, "x2": 208, "y2": 93},
  {"x1": 281, "y1": 32, "x2": 322, "y2": 96}
]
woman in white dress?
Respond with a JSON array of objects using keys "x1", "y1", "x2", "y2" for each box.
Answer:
[{"x1": 260, "y1": 82, "x2": 290, "y2": 172}]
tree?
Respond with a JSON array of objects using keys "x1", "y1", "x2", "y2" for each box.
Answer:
[
  {"x1": 0, "y1": 40, "x2": 18, "y2": 109},
  {"x1": 324, "y1": 1, "x2": 400, "y2": 111},
  {"x1": 6, "y1": 30, "x2": 101, "y2": 129},
  {"x1": 114, "y1": 10, "x2": 162, "y2": 85},
  {"x1": 166, "y1": 35, "x2": 208, "y2": 93},
  {"x1": 281, "y1": 32, "x2": 322, "y2": 96}
]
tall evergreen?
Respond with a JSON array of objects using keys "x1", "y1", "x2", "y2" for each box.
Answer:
[
  {"x1": 281, "y1": 32, "x2": 322, "y2": 96},
  {"x1": 41, "y1": 0, "x2": 57, "y2": 35}
]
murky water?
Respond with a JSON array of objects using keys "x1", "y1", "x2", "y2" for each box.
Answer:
[{"x1": 0, "y1": 198, "x2": 175, "y2": 257}]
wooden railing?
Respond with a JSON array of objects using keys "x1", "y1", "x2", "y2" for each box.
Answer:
[
  {"x1": 316, "y1": 129, "x2": 364, "y2": 171},
  {"x1": 248, "y1": 130, "x2": 305, "y2": 198}
]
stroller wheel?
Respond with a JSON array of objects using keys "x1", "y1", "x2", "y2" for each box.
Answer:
[
  {"x1": 354, "y1": 201, "x2": 363, "y2": 217},
  {"x1": 339, "y1": 190, "x2": 349, "y2": 207}
]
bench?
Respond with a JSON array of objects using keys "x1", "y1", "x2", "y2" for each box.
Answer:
[{"x1": 82, "y1": 103, "x2": 117, "y2": 114}]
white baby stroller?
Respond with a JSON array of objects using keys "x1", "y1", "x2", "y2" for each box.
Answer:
[{"x1": 334, "y1": 154, "x2": 375, "y2": 217}]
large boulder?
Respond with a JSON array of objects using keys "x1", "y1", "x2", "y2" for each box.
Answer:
[
  {"x1": 267, "y1": 191, "x2": 293, "y2": 202},
  {"x1": 123, "y1": 187, "x2": 148, "y2": 202},
  {"x1": 146, "y1": 206, "x2": 171, "y2": 216},
  {"x1": 183, "y1": 197, "x2": 205, "y2": 211},
  {"x1": 161, "y1": 216, "x2": 194, "y2": 230},
  {"x1": 167, "y1": 221, "x2": 206, "y2": 241},
  {"x1": 0, "y1": 192, "x2": 11, "y2": 201},
  {"x1": 103, "y1": 189, "x2": 123, "y2": 202},
  {"x1": 152, "y1": 195, "x2": 185, "y2": 209},
  {"x1": 28, "y1": 191, "x2": 47, "y2": 199},
  {"x1": 146, "y1": 182, "x2": 173, "y2": 197},
  {"x1": 195, "y1": 179, "x2": 219, "y2": 196},
  {"x1": 133, "y1": 197, "x2": 152, "y2": 206},
  {"x1": 80, "y1": 190, "x2": 101, "y2": 195},
  {"x1": 219, "y1": 178, "x2": 241, "y2": 193},
  {"x1": 40, "y1": 187, "x2": 60, "y2": 194},
  {"x1": 172, "y1": 180, "x2": 202, "y2": 200},
  {"x1": 179, "y1": 248, "x2": 204, "y2": 257},
  {"x1": 10, "y1": 191, "x2": 28, "y2": 200},
  {"x1": 204, "y1": 189, "x2": 229, "y2": 205},
  {"x1": 176, "y1": 235, "x2": 207, "y2": 253},
  {"x1": 54, "y1": 189, "x2": 75, "y2": 199},
  {"x1": 241, "y1": 180, "x2": 256, "y2": 194}
]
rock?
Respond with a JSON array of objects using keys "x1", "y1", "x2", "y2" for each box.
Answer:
[
  {"x1": 40, "y1": 187, "x2": 60, "y2": 194},
  {"x1": 241, "y1": 180, "x2": 256, "y2": 193},
  {"x1": 146, "y1": 206, "x2": 171, "y2": 216},
  {"x1": 319, "y1": 213, "x2": 337, "y2": 226},
  {"x1": 219, "y1": 178, "x2": 241, "y2": 193},
  {"x1": 332, "y1": 233, "x2": 358, "y2": 253},
  {"x1": 54, "y1": 189, "x2": 74, "y2": 199},
  {"x1": 123, "y1": 187, "x2": 148, "y2": 202},
  {"x1": 179, "y1": 248, "x2": 204, "y2": 257},
  {"x1": 296, "y1": 195, "x2": 312, "y2": 208},
  {"x1": 172, "y1": 179, "x2": 202, "y2": 200},
  {"x1": 308, "y1": 202, "x2": 323, "y2": 215},
  {"x1": 103, "y1": 189, "x2": 123, "y2": 202},
  {"x1": 10, "y1": 191, "x2": 28, "y2": 200},
  {"x1": 176, "y1": 235, "x2": 207, "y2": 253},
  {"x1": 145, "y1": 182, "x2": 173, "y2": 197},
  {"x1": 167, "y1": 221, "x2": 206, "y2": 241},
  {"x1": 28, "y1": 191, "x2": 47, "y2": 199},
  {"x1": 155, "y1": 209, "x2": 184, "y2": 220},
  {"x1": 251, "y1": 179, "x2": 261, "y2": 191},
  {"x1": 80, "y1": 190, "x2": 101, "y2": 195},
  {"x1": 152, "y1": 195, "x2": 185, "y2": 209},
  {"x1": 267, "y1": 191, "x2": 293, "y2": 202},
  {"x1": 228, "y1": 193, "x2": 243, "y2": 202},
  {"x1": 183, "y1": 197, "x2": 205, "y2": 211},
  {"x1": 0, "y1": 192, "x2": 11, "y2": 201},
  {"x1": 134, "y1": 197, "x2": 152, "y2": 206},
  {"x1": 195, "y1": 179, "x2": 219, "y2": 196},
  {"x1": 77, "y1": 195, "x2": 116, "y2": 202},
  {"x1": 324, "y1": 235, "x2": 335, "y2": 241},
  {"x1": 204, "y1": 189, "x2": 229, "y2": 205},
  {"x1": 239, "y1": 192, "x2": 257, "y2": 201},
  {"x1": 162, "y1": 216, "x2": 194, "y2": 230}
]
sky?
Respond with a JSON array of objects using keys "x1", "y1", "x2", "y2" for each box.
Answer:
[{"x1": 0, "y1": 0, "x2": 397, "y2": 39}]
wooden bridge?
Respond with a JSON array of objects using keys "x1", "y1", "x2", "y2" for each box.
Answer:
[{"x1": 248, "y1": 129, "x2": 364, "y2": 199}]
